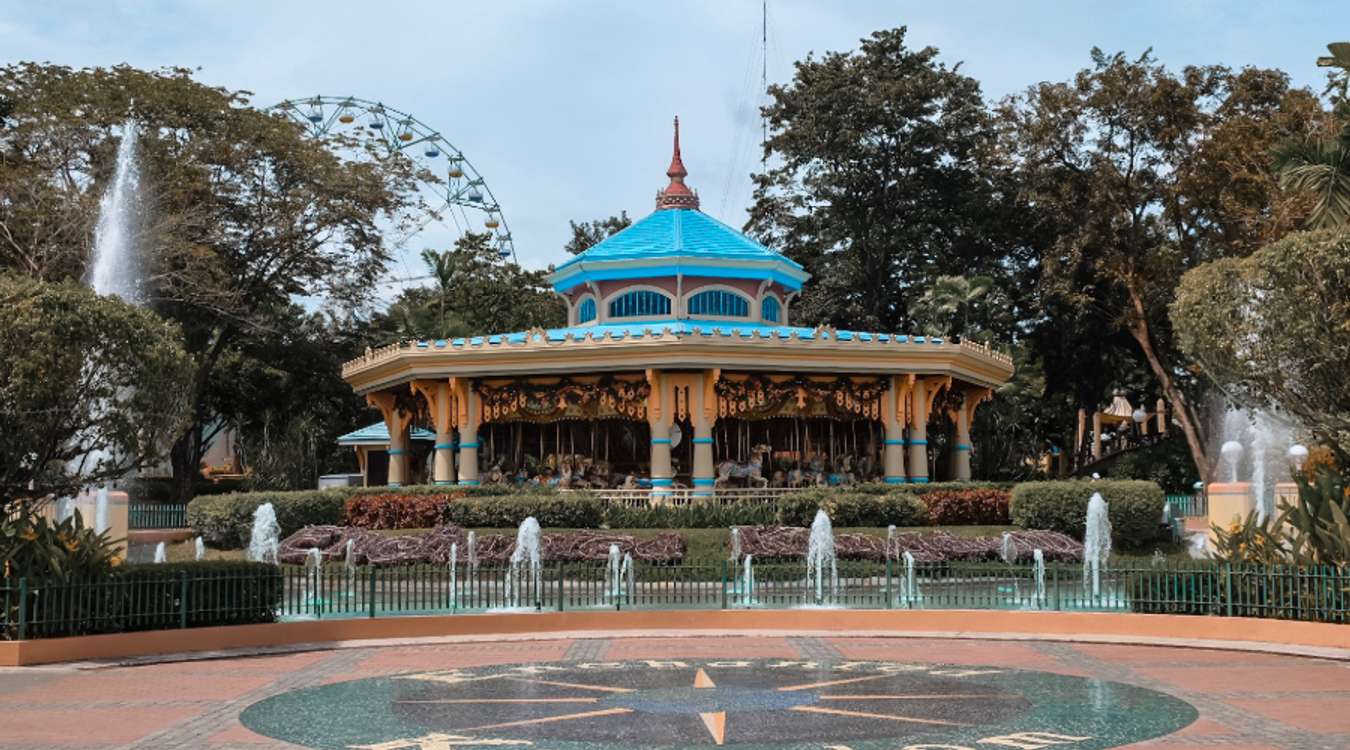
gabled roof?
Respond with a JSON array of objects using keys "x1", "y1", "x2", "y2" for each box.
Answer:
[
  {"x1": 337, "y1": 422, "x2": 436, "y2": 446},
  {"x1": 548, "y1": 209, "x2": 808, "y2": 292}
]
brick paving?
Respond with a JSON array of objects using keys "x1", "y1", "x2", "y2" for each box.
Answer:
[{"x1": 0, "y1": 635, "x2": 1345, "y2": 749}]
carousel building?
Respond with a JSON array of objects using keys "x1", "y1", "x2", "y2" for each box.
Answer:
[{"x1": 341, "y1": 119, "x2": 1014, "y2": 497}]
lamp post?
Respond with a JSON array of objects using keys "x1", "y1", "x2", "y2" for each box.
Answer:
[{"x1": 1288, "y1": 444, "x2": 1309, "y2": 472}]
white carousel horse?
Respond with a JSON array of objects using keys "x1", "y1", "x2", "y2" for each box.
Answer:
[{"x1": 714, "y1": 444, "x2": 772, "y2": 489}]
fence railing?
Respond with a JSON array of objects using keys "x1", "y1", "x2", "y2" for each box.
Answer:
[
  {"x1": 1165, "y1": 494, "x2": 1207, "y2": 518},
  {"x1": 128, "y1": 504, "x2": 189, "y2": 530},
  {"x1": 6, "y1": 559, "x2": 1348, "y2": 640}
]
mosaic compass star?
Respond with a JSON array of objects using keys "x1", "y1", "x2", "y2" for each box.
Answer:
[{"x1": 239, "y1": 659, "x2": 1198, "y2": 750}]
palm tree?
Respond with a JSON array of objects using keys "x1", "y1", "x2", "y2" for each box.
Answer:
[
  {"x1": 420, "y1": 248, "x2": 458, "y2": 338},
  {"x1": 912, "y1": 275, "x2": 994, "y2": 339},
  {"x1": 1277, "y1": 43, "x2": 1350, "y2": 230}
]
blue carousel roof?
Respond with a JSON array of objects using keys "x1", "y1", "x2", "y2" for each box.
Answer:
[
  {"x1": 337, "y1": 422, "x2": 436, "y2": 446},
  {"x1": 413, "y1": 321, "x2": 943, "y2": 349}
]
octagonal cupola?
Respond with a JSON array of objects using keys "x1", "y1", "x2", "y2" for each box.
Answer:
[{"x1": 548, "y1": 117, "x2": 809, "y2": 328}]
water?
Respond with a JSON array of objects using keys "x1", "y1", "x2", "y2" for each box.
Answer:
[
  {"x1": 89, "y1": 117, "x2": 144, "y2": 301},
  {"x1": 1032, "y1": 549, "x2": 1047, "y2": 608},
  {"x1": 194, "y1": 537, "x2": 205, "y2": 561},
  {"x1": 885, "y1": 524, "x2": 898, "y2": 561},
  {"x1": 606, "y1": 544, "x2": 623, "y2": 600},
  {"x1": 729, "y1": 527, "x2": 741, "y2": 562},
  {"x1": 466, "y1": 531, "x2": 478, "y2": 597},
  {"x1": 1216, "y1": 407, "x2": 1296, "y2": 523},
  {"x1": 1083, "y1": 492, "x2": 1112, "y2": 598},
  {"x1": 153, "y1": 541, "x2": 166, "y2": 563},
  {"x1": 1000, "y1": 531, "x2": 1017, "y2": 565},
  {"x1": 448, "y1": 543, "x2": 458, "y2": 608},
  {"x1": 343, "y1": 539, "x2": 357, "y2": 598},
  {"x1": 94, "y1": 487, "x2": 109, "y2": 534},
  {"x1": 304, "y1": 548, "x2": 325, "y2": 607},
  {"x1": 897, "y1": 551, "x2": 921, "y2": 607},
  {"x1": 55, "y1": 497, "x2": 74, "y2": 523},
  {"x1": 805, "y1": 509, "x2": 838, "y2": 606},
  {"x1": 247, "y1": 503, "x2": 280, "y2": 564},
  {"x1": 504, "y1": 517, "x2": 541, "y2": 609},
  {"x1": 740, "y1": 554, "x2": 756, "y2": 607}
]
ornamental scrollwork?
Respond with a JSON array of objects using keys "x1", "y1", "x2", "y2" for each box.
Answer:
[
  {"x1": 476, "y1": 376, "x2": 650, "y2": 423},
  {"x1": 715, "y1": 374, "x2": 888, "y2": 420}
]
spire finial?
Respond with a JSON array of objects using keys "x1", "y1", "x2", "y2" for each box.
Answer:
[{"x1": 657, "y1": 115, "x2": 699, "y2": 210}]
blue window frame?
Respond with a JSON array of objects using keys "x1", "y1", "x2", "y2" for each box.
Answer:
[
  {"x1": 576, "y1": 297, "x2": 597, "y2": 324},
  {"x1": 608, "y1": 290, "x2": 671, "y2": 318},
  {"x1": 688, "y1": 289, "x2": 749, "y2": 318},
  {"x1": 761, "y1": 295, "x2": 781, "y2": 323}
]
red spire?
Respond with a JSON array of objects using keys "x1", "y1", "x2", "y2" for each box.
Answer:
[{"x1": 656, "y1": 116, "x2": 699, "y2": 211}]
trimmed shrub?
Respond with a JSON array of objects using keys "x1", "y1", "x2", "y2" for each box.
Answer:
[
  {"x1": 343, "y1": 493, "x2": 463, "y2": 529},
  {"x1": 1010, "y1": 480, "x2": 1165, "y2": 548},
  {"x1": 603, "y1": 502, "x2": 778, "y2": 529},
  {"x1": 921, "y1": 488, "x2": 1011, "y2": 525},
  {"x1": 11, "y1": 562, "x2": 280, "y2": 638},
  {"x1": 776, "y1": 488, "x2": 927, "y2": 527},
  {"x1": 441, "y1": 494, "x2": 604, "y2": 529}
]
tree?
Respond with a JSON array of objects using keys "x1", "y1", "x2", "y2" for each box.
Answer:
[
  {"x1": 420, "y1": 248, "x2": 459, "y2": 338},
  {"x1": 1172, "y1": 231, "x2": 1350, "y2": 463},
  {"x1": 564, "y1": 212, "x2": 631, "y2": 255},
  {"x1": 0, "y1": 63, "x2": 420, "y2": 501},
  {"x1": 1275, "y1": 43, "x2": 1350, "y2": 229},
  {"x1": 746, "y1": 28, "x2": 1020, "y2": 332},
  {"x1": 910, "y1": 275, "x2": 998, "y2": 341},
  {"x1": 0, "y1": 275, "x2": 193, "y2": 511},
  {"x1": 999, "y1": 50, "x2": 1327, "y2": 479}
]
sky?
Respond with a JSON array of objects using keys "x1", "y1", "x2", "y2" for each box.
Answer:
[{"x1": 2, "y1": 0, "x2": 1344, "y2": 291}]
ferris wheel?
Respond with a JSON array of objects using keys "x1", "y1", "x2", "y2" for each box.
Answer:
[{"x1": 273, "y1": 95, "x2": 517, "y2": 289}]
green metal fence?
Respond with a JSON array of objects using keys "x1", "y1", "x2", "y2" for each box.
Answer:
[
  {"x1": 1165, "y1": 494, "x2": 1207, "y2": 517},
  {"x1": 128, "y1": 504, "x2": 189, "y2": 530},
  {"x1": 4, "y1": 559, "x2": 1348, "y2": 640}
]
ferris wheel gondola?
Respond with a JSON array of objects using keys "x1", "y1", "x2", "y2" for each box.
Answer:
[{"x1": 272, "y1": 95, "x2": 519, "y2": 288}]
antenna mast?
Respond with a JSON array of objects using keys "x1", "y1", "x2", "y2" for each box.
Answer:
[{"x1": 761, "y1": 0, "x2": 768, "y2": 168}]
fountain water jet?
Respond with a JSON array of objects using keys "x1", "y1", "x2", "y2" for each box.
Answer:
[
  {"x1": 1032, "y1": 549, "x2": 1047, "y2": 608},
  {"x1": 153, "y1": 541, "x2": 166, "y2": 563},
  {"x1": 504, "y1": 517, "x2": 541, "y2": 609},
  {"x1": 805, "y1": 509, "x2": 838, "y2": 606},
  {"x1": 448, "y1": 542, "x2": 458, "y2": 608},
  {"x1": 194, "y1": 536, "x2": 205, "y2": 561},
  {"x1": 1083, "y1": 492, "x2": 1112, "y2": 598},
  {"x1": 247, "y1": 503, "x2": 280, "y2": 564}
]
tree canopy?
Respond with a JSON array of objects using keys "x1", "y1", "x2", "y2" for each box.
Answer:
[{"x1": 0, "y1": 275, "x2": 193, "y2": 510}]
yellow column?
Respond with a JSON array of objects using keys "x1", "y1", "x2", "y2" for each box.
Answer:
[
  {"x1": 882, "y1": 375, "x2": 909, "y2": 484},
  {"x1": 691, "y1": 369, "x2": 719, "y2": 498},
  {"x1": 908, "y1": 378, "x2": 929, "y2": 484},
  {"x1": 1091, "y1": 412, "x2": 1103, "y2": 460},
  {"x1": 367, "y1": 391, "x2": 413, "y2": 487},
  {"x1": 452, "y1": 378, "x2": 481, "y2": 486},
  {"x1": 1156, "y1": 398, "x2": 1167, "y2": 435},
  {"x1": 413, "y1": 380, "x2": 457, "y2": 485},
  {"x1": 646, "y1": 369, "x2": 674, "y2": 503},
  {"x1": 953, "y1": 397, "x2": 972, "y2": 481}
]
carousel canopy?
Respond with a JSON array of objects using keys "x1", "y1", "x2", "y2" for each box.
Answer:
[{"x1": 337, "y1": 421, "x2": 436, "y2": 447}]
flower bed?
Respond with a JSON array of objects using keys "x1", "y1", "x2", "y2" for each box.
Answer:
[{"x1": 734, "y1": 526, "x2": 1081, "y2": 563}]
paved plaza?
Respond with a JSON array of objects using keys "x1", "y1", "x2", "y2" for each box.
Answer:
[{"x1": 0, "y1": 635, "x2": 1347, "y2": 749}]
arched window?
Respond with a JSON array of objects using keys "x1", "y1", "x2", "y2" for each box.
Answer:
[
  {"x1": 608, "y1": 289, "x2": 671, "y2": 318},
  {"x1": 576, "y1": 297, "x2": 597, "y2": 324},
  {"x1": 761, "y1": 295, "x2": 781, "y2": 323},
  {"x1": 688, "y1": 289, "x2": 749, "y2": 318}
]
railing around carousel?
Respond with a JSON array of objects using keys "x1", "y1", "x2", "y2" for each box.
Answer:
[
  {"x1": 588, "y1": 487, "x2": 803, "y2": 508},
  {"x1": 6, "y1": 560, "x2": 1349, "y2": 640}
]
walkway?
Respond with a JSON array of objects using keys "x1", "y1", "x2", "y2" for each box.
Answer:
[{"x1": 0, "y1": 634, "x2": 1347, "y2": 749}]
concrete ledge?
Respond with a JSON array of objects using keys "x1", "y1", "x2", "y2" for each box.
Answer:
[
  {"x1": 4, "y1": 609, "x2": 1350, "y2": 667},
  {"x1": 127, "y1": 529, "x2": 194, "y2": 544}
]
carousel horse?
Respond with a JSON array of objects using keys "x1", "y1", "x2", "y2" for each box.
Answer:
[
  {"x1": 770, "y1": 470, "x2": 787, "y2": 488},
  {"x1": 828, "y1": 455, "x2": 857, "y2": 486},
  {"x1": 714, "y1": 444, "x2": 772, "y2": 489},
  {"x1": 856, "y1": 454, "x2": 875, "y2": 482}
]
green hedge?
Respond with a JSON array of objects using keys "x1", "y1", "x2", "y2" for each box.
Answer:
[
  {"x1": 604, "y1": 502, "x2": 778, "y2": 529},
  {"x1": 188, "y1": 484, "x2": 563, "y2": 547},
  {"x1": 9, "y1": 562, "x2": 281, "y2": 639},
  {"x1": 777, "y1": 488, "x2": 928, "y2": 527},
  {"x1": 443, "y1": 495, "x2": 603, "y2": 528},
  {"x1": 1010, "y1": 480, "x2": 1165, "y2": 548}
]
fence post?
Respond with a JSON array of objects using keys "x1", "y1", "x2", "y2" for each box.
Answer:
[
  {"x1": 885, "y1": 557, "x2": 893, "y2": 609},
  {"x1": 1223, "y1": 563, "x2": 1234, "y2": 617},
  {"x1": 1052, "y1": 564, "x2": 1060, "y2": 611},
  {"x1": 557, "y1": 564, "x2": 565, "y2": 613},
  {"x1": 179, "y1": 570, "x2": 189, "y2": 629},
  {"x1": 16, "y1": 577, "x2": 28, "y2": 641},
  {"x1": 720, "y1": 560, "x2": 728, "y2": 610},
  {"x1": 368, "y1": 568, "x2": 378, "y2": 619}
]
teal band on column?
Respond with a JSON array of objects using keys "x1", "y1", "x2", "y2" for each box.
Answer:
[
  {"x1": 434, "y1": 443, "x2": 456, "y2": 450},
  {"x1": 910, "y1": 477, "x2": 930, "y2": 483},
  {"x1": 433, "y1": 479, "x2": 455, "y2": 485},
  {"x1": 884, "y1": 476, "x2": 907, "y2": 484},
  {"x1": 387, "y1": 449, "x2": 407, "y2": 456},
  {"x1": 458, "y1": 479, "x2": 480, "y2": 486},
  {"x1": 650, "y1": 438, "x2": 672, "y2": 445},
  {"x1": 692, "y1": 437, "x2": 714, "y2": 445},
  {"x1": 388, "y1": 482, "x2": 402, "y2": 488},
  {"x1": 651, "y1": 478, "x2": 674, "y2": 487},
  {"x1": 459, "y1": 441, "x2": 479, "y2": 449},
  {"x1": 955, "y1": 443, "x2": 972, "y2": 451},
  {"x1": 692, "y1": 478, "x2": 715, "y2": 487},
  {"x1": 910, "y1": 439, "x2": 929, "y2": 446},
  {"x1": 883, "y1": 439, "x2": 905, "y2": 446}
]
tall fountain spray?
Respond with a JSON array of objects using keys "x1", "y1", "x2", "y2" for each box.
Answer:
[
  {"x1": 466, "y1": 530, "x2": 478, "y2": 605},
  {"x1": 304, "y1": 548, "x2": 325, "y2": 608},
  {"x1": 606, "y1": 544, "x2": 623, "y2": 601},
  {"x1": 153, "y1": 541, "x2": 167, "y2": 563},
  {"x1": 90, "y1": 117, "x2": 144, "y2": 302},
  {"x1": 805, "y1": 509, "x2": 838, "y2": 606},
  {"x1": 1032, "y1": 549, "x2": 1047, "y2": 608},
  {"x1": 505, "y1": 517, "x2": 541, "y2": 609},
  {"x1": 899, "y1": 550, "x2": 921, "y2": 607},
  {"x1": 1000, "y1": 531, "x2": 1018, "y2": 565},
  {"x1": 448, "y1": 542, "x2": 458, "y2": 609},
  {"x1": 247, "y1": 503, "x2": 280, "y2": 564},
  {"x1": 1083, "y1": 492, "x2": 1112, "y2": 598},
  {"x1": 1217, "y1": 407, "x2": 1296, "y2": 523},
  {"x1": 194, "y1": 536, "x2": 206, "y2": 561},
  {"x1": 741, "y1": 554, "x2": 755, "y2": 607},
  {"x1": 343, "y1": 538, "x2": 357, "y2": 599}
]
